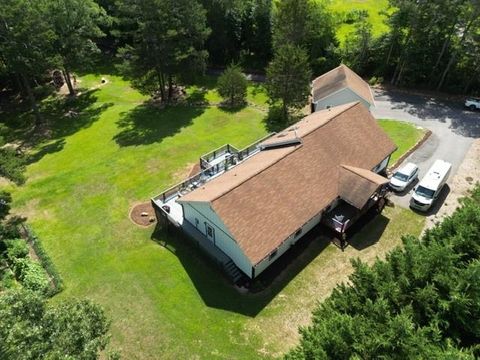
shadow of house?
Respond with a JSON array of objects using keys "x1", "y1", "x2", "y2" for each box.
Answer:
[
  {"x1": 348, "y1": 213, "x2": 390, "y2": 250},
  {"x1": 375, "y1": 89, "x2": 480, "y2": 138},
  {"x1": 151, "y1": 208, "x2": 390, "y2": 317},
  {"x1": 113, "y1": 105, "x2": 205, "y2": 147},
  {"x1": 151, "y1": 224, "x2": 329, "y2": 317}
]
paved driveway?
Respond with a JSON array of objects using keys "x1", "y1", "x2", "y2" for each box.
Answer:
[{"x1": 372, "y1": 89, "x2": 479, "y2": 209}]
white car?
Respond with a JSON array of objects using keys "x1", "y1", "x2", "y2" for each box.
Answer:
[
  {"x1": 389, "y1": 162, "x2": 419, "y2": 192},
  {"x1": 465, "y1": 98, "x2": 480, "y2": 111}
]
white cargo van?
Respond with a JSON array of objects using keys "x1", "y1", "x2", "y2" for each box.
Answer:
[{"x1": 410, "y1": 160, "x2": 452, "y2": 211}]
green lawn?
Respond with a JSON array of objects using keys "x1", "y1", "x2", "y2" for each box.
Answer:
[
  {"x1": 3, "y1": 73, "x2": 425, "y2": 359},
  {"x1": 378, "y1": 119, "x2": 427, "y2": 165},
  {"x1": 328, "y1": 0, "x2": 391, "y2": 45}
]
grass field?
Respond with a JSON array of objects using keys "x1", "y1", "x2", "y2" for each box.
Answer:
[
  {"x1": 378, "y1": 119, "x2": 427, "y2": 165},
  {"x1": 3, "y1": 72, "x2": 425, "y2": 359},
  {"x1": 328, "y1": 0, "x2": 391, "y2": 45}
]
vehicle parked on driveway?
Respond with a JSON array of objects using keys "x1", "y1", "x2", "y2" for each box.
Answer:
[
  {"x1": 465, "y1": 98, "x2": 480, "y2": 111},
  {"x1": 389, "y1": 162, "x2": 419, "y2": 192},
  {"x1": 410, "y1": 159, "x2": 451, "y2": 211}
]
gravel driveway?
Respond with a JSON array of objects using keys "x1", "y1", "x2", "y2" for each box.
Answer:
[{"x1": 372, "y1": 89, "x2": 479, "y2": 210}]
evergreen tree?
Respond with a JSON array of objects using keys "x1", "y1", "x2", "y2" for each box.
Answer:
[
  {"x1": 273, "y1": 0, "x2": 339, "y2": 75},
  {"x1": 217, "y1": 64, "x2": 247, "y2": 106},
  {"x1": 266, "y1": 45, "x2": 311, "y2": 121},
  {"x1": 286, "y1": 185, "x2": 480, "y2": 359}
]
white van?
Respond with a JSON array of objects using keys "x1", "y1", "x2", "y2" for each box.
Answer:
[{"x1": 410, "y1": 160, "x2": 452, "y2": 211}]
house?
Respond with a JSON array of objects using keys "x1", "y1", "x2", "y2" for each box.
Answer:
[
  {"x1": 152, "y1": 102, "x2": 396, "y2": 281},
  {"x1": 311, "y1": 64, "x2": 375, "y2": 112}
]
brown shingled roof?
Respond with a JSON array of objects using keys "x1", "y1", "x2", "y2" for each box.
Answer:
[
  {"x1": 179, "y1": 102, "x2": 396, "y2": 265},
  {"x1": 339, "y1": 165, "x2": 389, "y2": 209},
  {"x1": 312, "y1": 64, "x2": 375, "y2": 106}
]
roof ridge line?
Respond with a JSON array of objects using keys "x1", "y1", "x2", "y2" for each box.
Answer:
[
  {"x1": 340, "y1": 164, "x2": 379, "y2": 184},
  {"x1": 210, "y1": 146, "x2": 299, "y2": 203},
  {"x1": 301, "y1": 102, "x2": 360, "y2": 139},
  {"x1": 312, "y1": 63, "x2": 347, "y2": 85},
  {"x1": 211, "y1": 103, "x2": 360, "y2": 203}
]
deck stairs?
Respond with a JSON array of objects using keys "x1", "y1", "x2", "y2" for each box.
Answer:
[{"x1": 223, "y1": 259, "x2": 244, "y2": 284}]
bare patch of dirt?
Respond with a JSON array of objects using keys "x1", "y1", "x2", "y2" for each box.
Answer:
[
  {"x1": 171, "y1": 162, "x2": 199, "y2": 181},
  {"x1": 425, "y1": 139, "x2": 480, "y2": 229},
  {"x1": 188, "y1": 162, "x2": 201, "y2": 177},
  {"x1": 130, "y1": 202, "x2": 156, "y2": 227}
]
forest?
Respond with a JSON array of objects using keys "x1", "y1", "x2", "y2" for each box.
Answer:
[{"x1": 1, "y1": 0, "x2": 479, "y2": 122}]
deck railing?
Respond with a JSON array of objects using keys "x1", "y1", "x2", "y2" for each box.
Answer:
[
  {"x1": 200, "y1": 144, "x2": 239, "y2": 166},
  {"x1": 152, "y1": 133, "x2": 276, "y2": 205}
]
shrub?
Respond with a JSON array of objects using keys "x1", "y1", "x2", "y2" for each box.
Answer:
[
  {"x1": 344, "y1": 9, "x2": 369, "y2": 24},
  {"x1": 13, "y1": 258, "x2": 50, "y2": 294},
  {"x1": 368, "y1": 76, "x2": 383, "y2": 86},
  {"x1": 0, "y1": 147, "x2": 26, "y2": 185},
  {"x1": 0, "y1": 190, "x2": 12, "y2": 221},
  {"x1": 22, "y1": 224, "x2": 64, "y2": 295},
  {"x1": 5, "y1": 239, "x2": 29, "y2": 260},
  {"x1": 263, "y1": 105, "x2": 299, "y2": 133},
  {"x1": 0, "y1": 269, "x2": 17, "y2": 290}
]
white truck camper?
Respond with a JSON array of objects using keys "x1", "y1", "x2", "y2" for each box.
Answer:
[{"x1": 410, "y1": 159, "x2": 452, "y2": 211}]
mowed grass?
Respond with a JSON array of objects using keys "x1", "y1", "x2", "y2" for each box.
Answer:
[
  {"x1": 328, "y1": 0, "x2": 391, "y2": 45},
  {"x1": 4, "y1": 73, "x2": 425, "y2": 359},
  {"x1": 378, "y1": 119, "x2": 427, "y2": 165}
]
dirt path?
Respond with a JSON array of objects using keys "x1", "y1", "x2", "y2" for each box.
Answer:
[{"x1": 425, "y1": 139, "x2": 480, "y2": 230}]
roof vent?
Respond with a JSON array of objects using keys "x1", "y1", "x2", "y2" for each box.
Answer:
[{"x1": 259, "y1": 133, "x2": 302, "y2": 150}]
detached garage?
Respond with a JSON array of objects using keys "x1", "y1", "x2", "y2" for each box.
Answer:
[{"x1": 311, "y1": 64, "x2": 375, "y2": 112}]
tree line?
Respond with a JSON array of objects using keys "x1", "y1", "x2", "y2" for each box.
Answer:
[
  {"x1": 286, "y1": 185, "x2": 480, "y2": 359},
  {"x1": 1, "y1": 0, "x2": 479, "y2": 128}
]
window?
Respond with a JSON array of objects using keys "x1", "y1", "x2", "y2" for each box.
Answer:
[
  {"x1": 269, "y1": 249, "x2": 278, "y2": 261},
  {"x1": 195, "y1": 218, "x2": 199, "y2": 227},
  {"x1": 205, "y1": 223, "x2": 215, "y2": 242},
  {"x1": 294, "y1": 228, "x2": 303, "y2": 238}
]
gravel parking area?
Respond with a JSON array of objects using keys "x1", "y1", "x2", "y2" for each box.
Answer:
[{"x1": 424, "y1": 139, "x2": 480, "y2": 230}]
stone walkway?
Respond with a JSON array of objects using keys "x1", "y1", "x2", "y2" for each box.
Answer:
[{"x1": 425, "y1": 139, "x2": 480, "y2": 230}]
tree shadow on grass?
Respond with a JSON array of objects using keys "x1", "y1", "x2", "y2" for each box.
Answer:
[
  {"x1": 218, "y1": 103, "x2": 247, "y2": 114},
  {"x1": 151, "y1": 223, "x2": 331, "y2": 317},
  {"x1": 26, "y1": 139, "x2": 66, "y2": 165},
  {"x1": 2, "y1": 90, "x2": 113, "y2": 164},
  {"x1": 40, "y1": 90, "x2": 113, "y2": 140},
  {"x1": 114, "y1": 104, "x2": 205, "y2": 147}
]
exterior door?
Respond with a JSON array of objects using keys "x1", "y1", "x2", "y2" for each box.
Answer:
[{"x1": 205, "y1": 223, "x2": 215, "y2": 244}]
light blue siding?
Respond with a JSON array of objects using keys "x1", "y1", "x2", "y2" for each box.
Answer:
[
  {"x1": 181, "y1": 201, "x2": 253, "y2": 276},
  {"x1": 313, "y1": 88, "x2": 372, "y2": 112}
]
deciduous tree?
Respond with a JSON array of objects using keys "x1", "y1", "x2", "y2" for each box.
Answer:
[
  {"x1": 0, "y1": 289, "x2": 113, "y2": 360},
  {"x1": 117, "y1": 0, "x2": 210, "y2": 101},
  {"x1": 48, "y1": 0, "x2": 109, "y2": 96},
  {"x1": 0, "y1": 0, "x2": 57, "y2": 126}
]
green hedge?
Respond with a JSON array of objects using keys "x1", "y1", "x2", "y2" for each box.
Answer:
[{"x1": 20, "y1": 224, "x2": 64, "y2": 296}]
